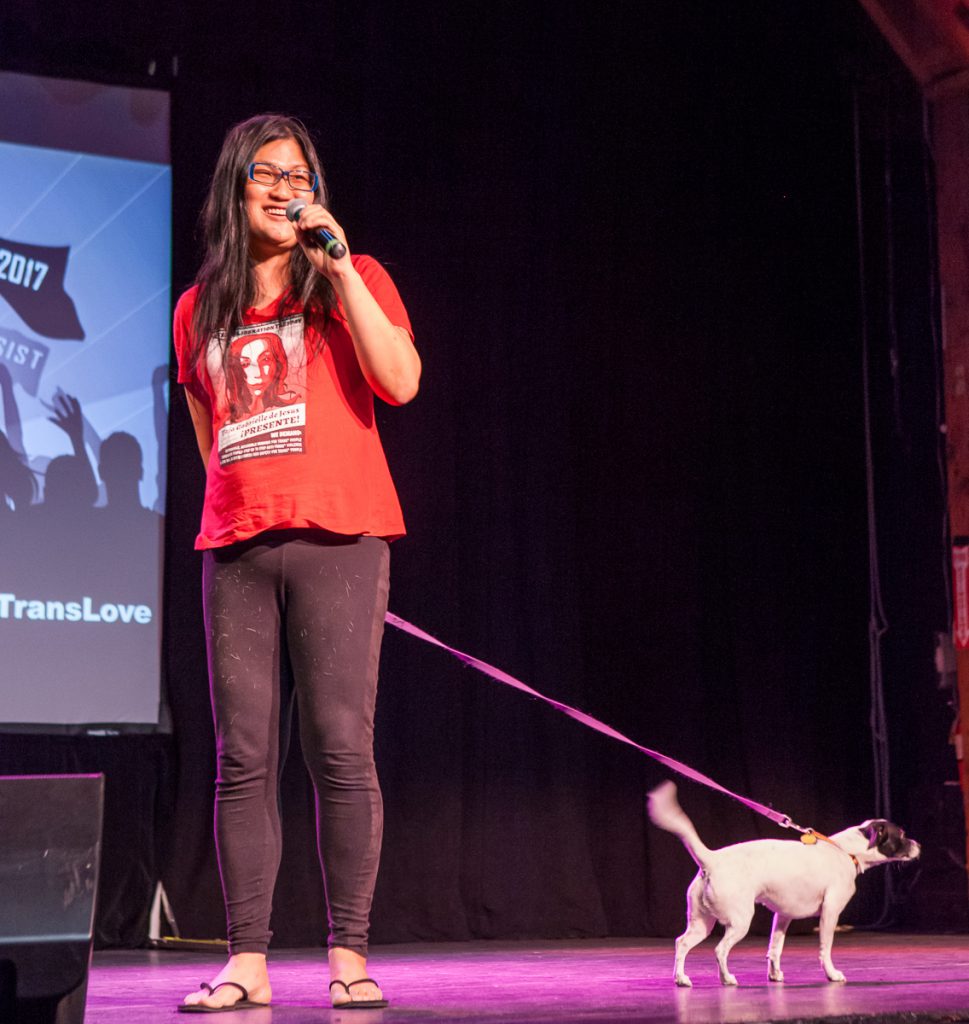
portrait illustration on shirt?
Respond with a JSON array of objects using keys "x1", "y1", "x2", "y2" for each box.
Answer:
[
  {"x1": 208, "y1": 314, "x2": 309, "y2": 466},
  {"x1": 225, "y1": 330, "x2": 300, "y2": 423}
]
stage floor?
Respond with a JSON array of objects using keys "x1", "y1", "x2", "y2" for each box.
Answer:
[{"x1": 86, "y1": 932, "x2": 969, "y2": 1023}]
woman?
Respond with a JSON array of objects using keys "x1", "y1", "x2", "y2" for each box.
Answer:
[{"x1": 173, "y1": 113, "x2": 420, "y2": 1012}]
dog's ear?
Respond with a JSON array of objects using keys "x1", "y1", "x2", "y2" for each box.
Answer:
[{"x1": 863, "y1": 821, "x2": 886, "y2": 849}]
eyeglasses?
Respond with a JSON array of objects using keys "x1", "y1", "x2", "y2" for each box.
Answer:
[{"x1": 247, "y1": 162, "x2": 318, "y2": 192}]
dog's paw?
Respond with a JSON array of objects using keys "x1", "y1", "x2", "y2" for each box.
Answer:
[
  {"x1": 768, "y1": 968, "x2": 784, "y2": 983},
  {"x1": 720, "y1": 973, "x2": 739, "y2": 987},
  {"x1": 825, "y1": 970, "x2": 846, "y2": 984},
  {"x1": 674, "y1": 974, "x2": 692, "y2": 988}
]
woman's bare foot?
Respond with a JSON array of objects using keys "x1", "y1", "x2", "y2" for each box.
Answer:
[
  {"x1": 328, "y1": 946, "x2": 386, "y2": 1007},
  {"x1": 182, "y1": 953, "x2": 272, "y2": 1009}
]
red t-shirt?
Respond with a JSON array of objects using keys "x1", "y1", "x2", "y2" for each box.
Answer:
[{"x1": 173, "y1": 254, "x2": 412, "y2": 549}]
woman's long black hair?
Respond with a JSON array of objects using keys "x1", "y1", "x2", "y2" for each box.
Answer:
[{"x1": 189, "y1": 113, "x2": 336, "y2": 365}]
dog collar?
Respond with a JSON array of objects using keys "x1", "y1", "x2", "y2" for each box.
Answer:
[{"x1": 801, "y1": 829, "x2": 861, "y2": 872}]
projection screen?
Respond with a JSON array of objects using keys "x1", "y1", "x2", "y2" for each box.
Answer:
[{"x1": 0, "y1": 71, "x2": 171, "y2": 729}]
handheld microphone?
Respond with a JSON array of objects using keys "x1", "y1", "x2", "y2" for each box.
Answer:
[{"x1": 285, "y1": 199, "x2": 347, "y2": 259}]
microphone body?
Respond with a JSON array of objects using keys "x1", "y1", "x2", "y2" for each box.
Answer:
[{"x1": 285, "y1": 199, "x2": 347, "y2": 259}]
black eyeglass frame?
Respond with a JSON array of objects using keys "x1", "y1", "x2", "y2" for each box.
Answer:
[{"x1": 246, "y1": 162, "x2": 319, "y2": 193}]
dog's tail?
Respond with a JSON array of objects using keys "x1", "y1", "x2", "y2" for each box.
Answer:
[{"x1": 647, "y1": 780, "x2": 712, "y2": 868}]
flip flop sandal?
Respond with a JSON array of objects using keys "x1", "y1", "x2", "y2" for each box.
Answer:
[
  {"x1": 329, "y1": 977, "x2": 389, "y2": 1009},
  {"x1": 178, "y1": 980, "x2": 271, "y2": 1013}
]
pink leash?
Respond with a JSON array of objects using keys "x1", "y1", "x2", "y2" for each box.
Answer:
[{"x1": 386, "y1": 612, "x2": 807, "y2": 832}]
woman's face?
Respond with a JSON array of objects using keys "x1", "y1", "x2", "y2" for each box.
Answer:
[
  {"x1": 244, "y1": 136, "x2": 313, "y2": 259},
  {"x1": 237, "y1": 338, "x2": 277, "y2": 395}
]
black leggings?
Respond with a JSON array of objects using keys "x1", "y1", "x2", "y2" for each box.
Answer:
[{"x1": 202, "y1": 530, "x2": 390, "y2": 956}]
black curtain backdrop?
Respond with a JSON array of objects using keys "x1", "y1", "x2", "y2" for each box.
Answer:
[{"x1": 0, "y1": 1, "x2": 964, "y2": 947}]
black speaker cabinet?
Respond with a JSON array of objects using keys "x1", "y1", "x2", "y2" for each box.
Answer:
[{"x1": 0, "y1": 775, "x2": 104, "y2": 1024}]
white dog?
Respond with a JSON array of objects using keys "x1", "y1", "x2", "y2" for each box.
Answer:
[{"x1": 647, "y1": 780, "x2": 919, "y2": 987}]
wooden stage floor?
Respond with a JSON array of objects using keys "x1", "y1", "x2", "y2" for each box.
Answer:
[{"x1": 86, "y1": 932, "x2": 969, "y2": 1023}]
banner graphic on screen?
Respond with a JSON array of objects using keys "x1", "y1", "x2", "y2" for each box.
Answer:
[
  {"x1": 0, "y1": 328, "x2": 48, "y2": 395},
  {"x1": 0, "y1": 71, "x2": 171, "y2": 728},
  {"x1": 0, "y1": 237, "x2": 84, "y2": 339}
]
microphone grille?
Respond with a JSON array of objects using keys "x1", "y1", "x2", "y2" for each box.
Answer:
[{"x1": 285, "y1": 198, "x2": 307, "y2": 222}]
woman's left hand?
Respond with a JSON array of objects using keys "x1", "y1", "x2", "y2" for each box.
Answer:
[{"x1": 291, "y1": 203, "x2": 352, "y2": 279}]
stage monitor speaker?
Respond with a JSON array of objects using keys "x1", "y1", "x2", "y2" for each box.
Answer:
[{"x1": 0, "y1": 774, "x2": 104, "y2": 1024}]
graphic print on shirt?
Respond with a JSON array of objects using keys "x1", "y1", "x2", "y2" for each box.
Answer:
[{"x1": 206, "y1": 313, "x2": 308, "y2": 466}]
